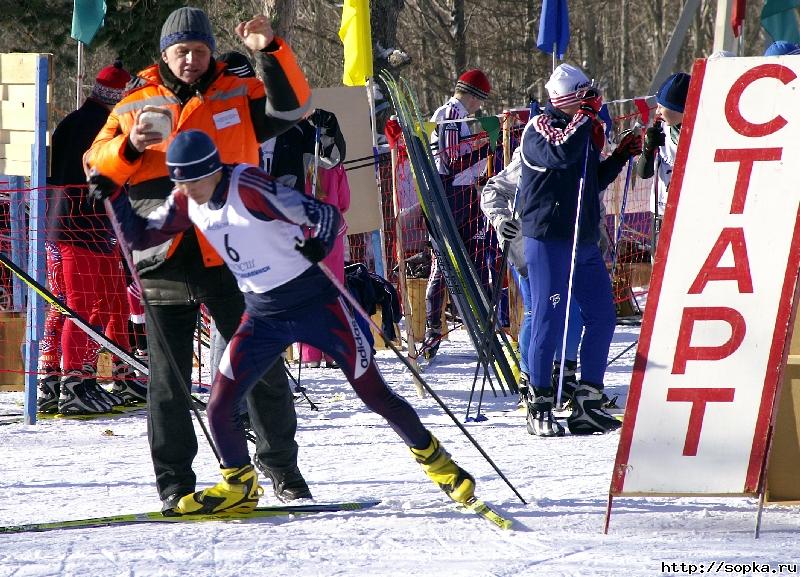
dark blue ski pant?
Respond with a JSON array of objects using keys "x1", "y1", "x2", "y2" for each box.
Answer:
[
  {"x1": 208, "y1": 294, "x2": 431, "y2": 467},
  {"x1": 524, "y1": 237, "x2": 615, "y2": 393}
]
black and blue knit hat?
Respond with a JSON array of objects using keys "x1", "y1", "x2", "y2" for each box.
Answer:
[
  {"x1": 656, "y1": 72, "x2": 691, "y2": 114},
  {"x1": 166, "y1": 130, "x2": 221, "y2": 182},
  {"x1": 160, "y1": 7, "x2": 215, "y2": 53}
]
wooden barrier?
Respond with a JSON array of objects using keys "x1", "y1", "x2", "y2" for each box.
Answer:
[{"x1": 0, "y1": 312, "x2": 25, "y2": 390}]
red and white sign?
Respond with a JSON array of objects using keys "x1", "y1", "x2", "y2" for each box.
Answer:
[{"x1": 611, "y1": 57, "x2": 800, "y2": 495}]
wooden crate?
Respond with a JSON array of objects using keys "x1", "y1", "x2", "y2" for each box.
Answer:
[
  {"x1": 766, "y1": 363, "x2": 800, "y2": 503},
  {"x1": 0, "y1": 311, "x2": 25, "y2": 390},
  {"x1": 766, "y1": 308, "x2": 800, "y2": 504},
  {"x1": 370, "y1": 311, "x2": 401, "y2": 350},
  {"x1": 406, "y1": 277, "x2": 446, "y2": 342},
  {"x1": 629, "y1": 262, "x2": 652, "y2": 288}
]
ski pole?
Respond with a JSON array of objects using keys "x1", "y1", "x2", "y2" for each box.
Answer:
[
  {"x1": 610, "y1": 124, "x2": 642, "y2": 273},
  {"x1": 555, "y1": 135, "x2": 592, "y2": 409},
  {"x1": 388, "y1": 124, "x2": 425, "y2": 397},
  {"x1": 611, "y1": 160, "x2": 633, "y2": 273},
  {"x1": 607, "y1": 338, "x2": 638, "y2": 368},
  {"x1": 466, "y1": 183, "x2": 523, "y2": 421},
  {"x1": 314, "y1": 260, "x2": 527, "y2": 505},
  {"x1": 465, "y1": 235, "x2": 509, "y2": 421},
  {"x1": 102, "y1": 198, "x2": 222, "y2": 464},
  {"x1": 292, "y1": 115, "x2": 323, "y2": 390},
  {"x1": 0, "y1": 252, "x2": 147, "y2": 375},
  {"x1": 311, "y1": 119, "x2": 321, "y2": 199},
  {"x1": 282, "y1": 361, "x2": 319, "y2": 411}
]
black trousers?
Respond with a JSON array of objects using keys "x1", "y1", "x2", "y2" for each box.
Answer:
[{"x1": 143, "y1": 282, "x2": 298, "y2": 500}]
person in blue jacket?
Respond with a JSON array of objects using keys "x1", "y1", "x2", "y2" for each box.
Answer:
[{"x1": 518, "y1": 63, "x2": 641, "y2": 437}]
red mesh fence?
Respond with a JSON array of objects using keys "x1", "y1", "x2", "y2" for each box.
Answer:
[
  {"x1": 0, "y1": 180, "x2": 17, "y2": 312},
  {"x1": 0, "y1": 183, "x2": 207, "y2": 389},
  {"x1": 345, "y1": 108, "x2": 655, "y2": 346},
  {"x1": 1, "y1": 107, "x2": 655, "y2": 388}
]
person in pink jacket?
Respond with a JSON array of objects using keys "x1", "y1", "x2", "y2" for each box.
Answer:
[{"x1": 300, "y1": 163, "x2": 351, "y2": 367}]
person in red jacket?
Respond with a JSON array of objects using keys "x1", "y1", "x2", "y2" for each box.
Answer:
[{"x1": 38, "y1": 61, "x2": 137, "y2": 415}]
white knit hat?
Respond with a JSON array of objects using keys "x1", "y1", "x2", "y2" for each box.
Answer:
[{"x1": 544, "y1": 64, "x2": 591, "y2": 108}]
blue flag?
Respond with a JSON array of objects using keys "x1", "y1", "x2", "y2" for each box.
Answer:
[
  {"x1": 598, "y1": 104, "x2": 613, "y2": 144},
  {"x1": 71, "y1": 0, "x2": 106, "y2": 46},
  {"x1": 537, "y1": 0, "x2": 570, "y2": 59}
]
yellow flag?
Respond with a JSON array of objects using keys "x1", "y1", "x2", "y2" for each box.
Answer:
[{"x1": 338, "y1": 0, "x2": 373, "y2": 86}]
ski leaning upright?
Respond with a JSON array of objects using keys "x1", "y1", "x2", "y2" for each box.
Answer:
[{"x1": 381, "y1": 73, "x2": 518, "y2": 397}]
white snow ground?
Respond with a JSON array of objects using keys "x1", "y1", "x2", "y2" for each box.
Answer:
[{"x1": 0, "y1": 324, "x2": 797, "y2": 577}]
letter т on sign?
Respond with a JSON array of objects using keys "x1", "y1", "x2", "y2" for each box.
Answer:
[{"x1": 610, "y1": 57, "x2": 800, "y2": 497}]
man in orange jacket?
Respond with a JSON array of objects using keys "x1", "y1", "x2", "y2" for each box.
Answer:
[{"x1": 87, "y1": 7, "x2": 313, "y2": 515}]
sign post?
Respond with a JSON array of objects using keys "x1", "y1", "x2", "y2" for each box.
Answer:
[
  {"x1": 1, "y1": 53, "x2": 52, "y2": 424},
  {"x1": 607, "y1": 55, "x2": 800, "y2": 535}
]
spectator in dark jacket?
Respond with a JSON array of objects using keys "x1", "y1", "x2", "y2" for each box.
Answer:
[
  {"x1": 38, "y1": 61, "x2": 136, "y2": 416},
  {"x1": 87, "y1": 9, "x2": 314, "y2": 515},
  {"x1": 518, "y1": 63, "x2": 640, "y2": 437}
]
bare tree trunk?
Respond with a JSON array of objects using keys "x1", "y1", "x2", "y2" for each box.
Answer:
[
  {"x1": 372, "y1": 0, "x2": 404, "y2": 50},
  {"x1": 263, "y1": 0, "x2": 296, "y2": 43},
  {"x1": 450, "y1": 0, "x2": 466, "y2": 74},
  {"x1": 620, "y1": 0, "x2": 629, "y2": 98},
  {"x1": 584, "y1": 18, "x2": 597, "y2": 79},
  {"x1": 524, "y1": 0, "x2": 537, "y2": 90}
]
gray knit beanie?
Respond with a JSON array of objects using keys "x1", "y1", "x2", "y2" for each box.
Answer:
[{"x1": 159, "y1": 7, "x2": 215, "y2": 53}]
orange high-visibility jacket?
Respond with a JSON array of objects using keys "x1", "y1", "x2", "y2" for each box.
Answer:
[{"x1": 88, "y1": 38, "x2": 311, "y2": 272}]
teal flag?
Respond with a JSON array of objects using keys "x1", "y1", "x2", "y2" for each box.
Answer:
[
  {"x1": 71, "y1": 0, "x2": 106, "y2": 45},
  {"x1": 761, "y1": 0, "x2": 800, "y2": 43},
  {"x1": 476, "y1": 116, "x2": 501, "y2": 152}
]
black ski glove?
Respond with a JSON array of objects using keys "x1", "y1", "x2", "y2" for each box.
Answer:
[
  {"x1": 308, "y1": 109, "x2": 340, "y2": 137},
  {"x1": 295, "y1": 237, "x2": 327, "y2": 263},
  {"x1": 87, "y1": 170, "x2": 120, "y2": 202},
  {"x1": 612, "y1": 131, "x2": 643, "y2": 160},
  {"x1": 295, "y1": 202, "x2": 341, "y2": 263},
  {"x1": 643, "y1": 124, "x2": 665, "y2": 153}
]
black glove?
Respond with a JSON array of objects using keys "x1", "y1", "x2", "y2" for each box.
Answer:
[
  {"x1": 87, "y1": 170, "x2": 119, "y2": 202},
  {"x1": 308, "y1": 109, "x2": 339, "y2": 136},
  {"x1": 576, "y1": 88, "x2": 603, "y2": 120},
  {"x1": 496, "y1": 218, "x2": 520, "y2": 243},
  {"x1": 295, "y1": 237, "x2": 327, "y2": 263},
  {"x1": 295, "y1": 202, "x2": 340, "y2": 263},
  {"x1": 613, "y1": 131, "x2": 643, "y2": 160},
  {"x1": 643, "y1": 124, "x2": 665, "y2": 152}
]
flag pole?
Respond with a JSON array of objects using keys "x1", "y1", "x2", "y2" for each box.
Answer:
[
  {"x1": 366, "y1": 76, "x2": 389, "y2": 278},
  {"x1": 76, "y1": 40, "x2": 85, "y2": 109},
  {"x1": 552, "y1": 42, "x2": 557, "y2": 71}
]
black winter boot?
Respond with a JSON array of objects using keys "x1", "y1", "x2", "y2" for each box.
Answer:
[
  {"x1": 526, "y1": 388, "x2": 565, "y2": 437},
  {"x1": 567, "y1": 381, "x2": 622, "y2": 434}
]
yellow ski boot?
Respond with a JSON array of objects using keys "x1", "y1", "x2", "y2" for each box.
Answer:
[
  {"x1": 410, "y1": 434, "x2": 475, "y2": 504},
  {"x1": 176, "y1": 464, "x2": 263, "y2": 515}
]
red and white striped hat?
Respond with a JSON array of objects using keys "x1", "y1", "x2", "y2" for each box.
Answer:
[
  {"x1": 545, "y1": 64, "x2": 592, "y2": 108},
  {"x1": 455, "y1": 69, "x2": 491, "y2": 100}
]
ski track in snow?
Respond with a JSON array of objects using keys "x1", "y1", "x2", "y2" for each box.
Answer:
[{"x1": 0, "y1": 325, "x2": 797, "y2": 577}]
